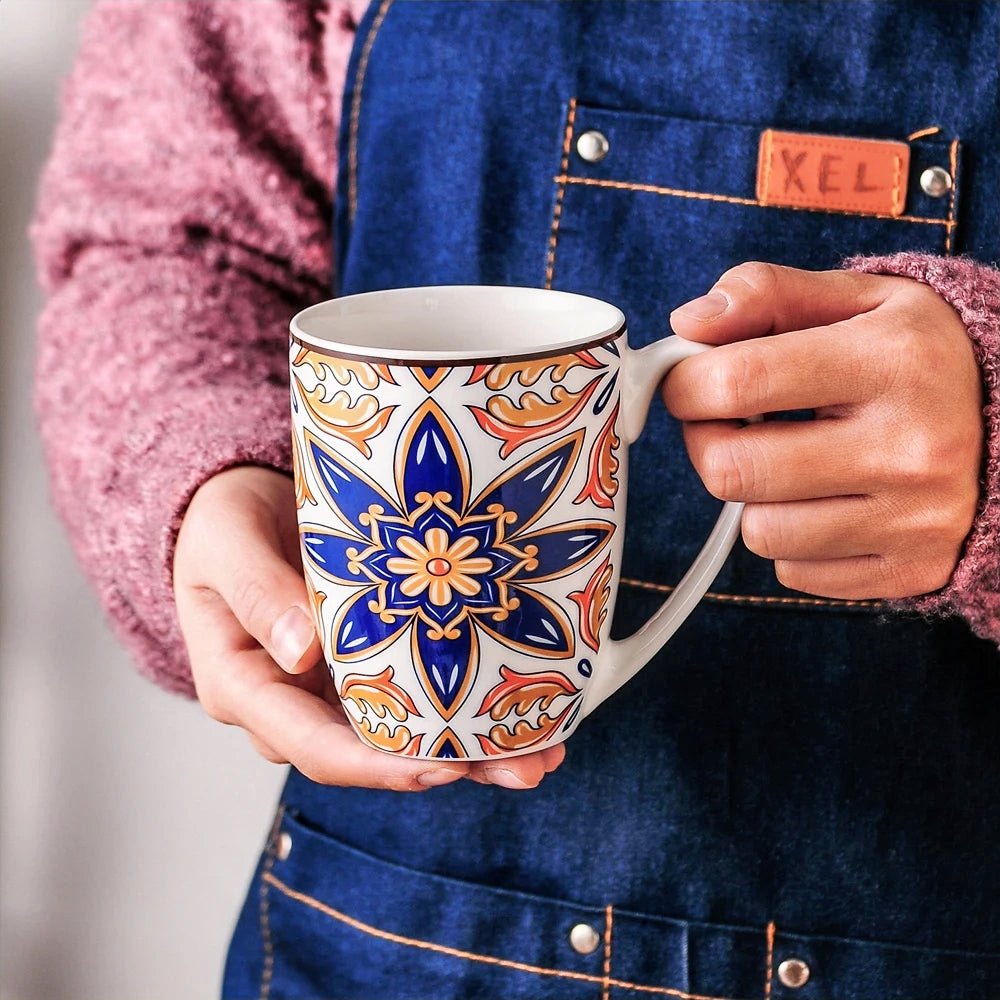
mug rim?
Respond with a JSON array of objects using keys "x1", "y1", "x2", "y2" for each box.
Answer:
[{"x1": 289, "y1": 285, "x2": 627, "y2": 364}]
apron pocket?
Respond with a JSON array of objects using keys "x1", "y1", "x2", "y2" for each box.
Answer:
[
  {"x1": 546, "y1": 102, "x2": 960, "y2": 597},
  {"x1": 256, "y1": 805, "x2": 1000, "y2": 1000}
]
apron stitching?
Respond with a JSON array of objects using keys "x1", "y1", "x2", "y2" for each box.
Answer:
[
  {"x1": 891, "y1": 155, "x2": 902, "y2": 216},
  {"x1": 348, "y1": 0, "x2": 393, "y2": 222},
  {"x1": 544, "y1": 97, "x2": 579, "y2": 289},
  {"x1": 602, "y1": 904, "x2": 615, "y2": 1000},
  {"x1": 763, "y1": 921, "x2": 775, "y2": 1000},
  {"x1": 944, "y1": 138, "x2": 959, "y2": 254},
  {"x1": 760, "y1": 128, "x2": 774, "y2": 205},
  {"x1": 258, "y1": 805, "x2": 286, "y2": 1000},
  {"x1": 555, "y1": 174, "x2": 951, "y2": 227},
  {"x1": 619, "y1": 576, "x2": 884, "y2": 610},
  {"x1": 906, "y1": 125, "x2": 942, "y2": 141},
  {"x1": 261, "y1": 871, "x2": 751, "y2": 1000}
]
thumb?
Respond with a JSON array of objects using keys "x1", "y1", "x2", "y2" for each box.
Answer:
[
  {"x1": 669, "y1": 261, "x2": 890, "y2": 345},
  {"x1": 182, "y1": 469, "x2": 323, "y2": 674}
]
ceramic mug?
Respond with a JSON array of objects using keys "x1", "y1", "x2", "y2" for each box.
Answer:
[{"x1": 289, "y1": 286, "x2": 741, "y2": 761}]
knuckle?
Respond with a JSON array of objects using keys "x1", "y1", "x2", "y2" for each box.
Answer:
[
  {"x1": 708, "y1": 346, "x2": 771, "y2": 415},
  {"x1": 892, "y1": 428, "x2": 949, "y2": 485},
  {"x1": 741, "y1": 505, "x2": 783, "y2": 559},
  {"x1": 699, "y1": 438, "x2": 758, "y2": 501},
  {"x1": 194, "y1": 682, "x2": 234, "y2": 725},
  {"x1": 231, "y1": 574, "x2": 273, "y2": 633},
  {"x1": 773, "y1": 559, "x2": 802, "y2": 591},
  {"x1": 720, "y1": 260, "x2": 780, "y2": 302}
]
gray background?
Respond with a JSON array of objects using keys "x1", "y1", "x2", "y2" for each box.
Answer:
[{"x1": 1, "y1": 2, "x2": 286, "y2": 997}]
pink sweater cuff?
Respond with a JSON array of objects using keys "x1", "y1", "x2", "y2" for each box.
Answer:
[{"x1": 845, "y1": 253, "x2": 1000, "y2": 644}]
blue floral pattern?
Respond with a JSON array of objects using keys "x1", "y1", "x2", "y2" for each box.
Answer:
[{"x1": 301, "y1": 400, "x2": 613, "y2": 720}]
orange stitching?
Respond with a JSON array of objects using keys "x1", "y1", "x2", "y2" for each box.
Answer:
[
  {"x1": 602, "y1": 904, "x2": 614, "y2": 1000},
  {"x1": 907, "y1": 125, "x2": 942, "y2": 141},
  {"x1": 618, "y1": 576, "x2": 884, "y2": 610},
  {"x1": 759, "y1": 129, "x2": 773, "y2": 205},
  {"x1": 764, "y1": 922, "x2": 775, "y2": 1000},
  {"x1": 891, "y1": 155, "x2": 902, "y2": 215},
  {"x1": 258, "y1": 806, "x2": 286, "y2": 1000},
  {"x1": 347, "y1": 0, "x2": 393, "y2": 222},
  {"x1": 555, "y1": 175, "x2": 949, "y2": 227},
  {"x1": 262, "y1": 872, "x2": 750, "y2": 1000},
  {"x1": 544, "y1": 98, "x2": 578, "y2": 289},
  {"x1": 945, "y1": 138, "x2": 959, "y2": 254}
]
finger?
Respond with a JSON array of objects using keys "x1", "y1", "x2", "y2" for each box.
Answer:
[
  {"x1": 472, "y1": 751, "x2": 549, "y2": 790},
  {"x1": 741, "y1": 497, "x2": 892, "y2": 561},
  {"x1": 188, "y1": 500, "x2": 322, "y2": 674},
  {"x1": 234, "y1": 648, "x2": 470, "y2": 790},
  {"x1": 179, "y1": 592, "x2": 468, "y2": 790},
  {"x1": 683, "y1": 417, "x2": 888, "y2": 503},
  {"x1": 669, "y1": 262, "x2": 892, "y2": 345},
  {"x1": 774, "y1": 552, "x2": 954, "y2": 601},
  {"x1": 662, "y1": 318, "x2": 886, "y2": 421},
  {"x1": 248, "y1": 734, "x2": 289, "y2": 765},
  {"x1": 540, "y1": 742, "x2": 567, "y2": 773}
]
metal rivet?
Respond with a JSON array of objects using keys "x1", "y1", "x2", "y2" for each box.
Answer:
[
  {"x1": 568, "y1": 922, "x2": 601, "y2": 955},
  {"x1": 576, "y1": 130, "x2": 610, "y2": 163},
  {"x1": 276, "y1": 830, "x2": 292, "y2": 861},
  {"x1": 777, "y1": 958, "x2": 811, "y2": 989},
  {"x1": 920, "y1": 166, "x2": 952, "y2": 197}
]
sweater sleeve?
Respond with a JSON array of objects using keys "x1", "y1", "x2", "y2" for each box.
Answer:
[
  {"x1": 31, "y1": 0, "x2": 361, "y2": 698},
  {"x1": 845, "y1": 253, "x2": 1000, "y2": 645}
]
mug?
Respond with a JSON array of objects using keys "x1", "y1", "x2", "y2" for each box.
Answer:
[{"x1": 289, "y1": 286, "x2": 742, "y2": 761}]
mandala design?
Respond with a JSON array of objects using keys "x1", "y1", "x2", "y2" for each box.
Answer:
[
  {"x1": 291, "y1": 347, "x2": 397, "y2": 458},
  {"x1": 340, "y1": 667, "x2": 424, "y2": 755},
  {"x1": 569, "y1": 554, "x2": 614, "y2": 653},
  {"x1": 474, "y1": 665, "x2": 582, "y2": 755},
  {"x1": 574, "y1": 401, "x2": 621, "y2": 509},
  {"x1": 467, "y1": 350, "x2": 610, "y2": 458},
  {"x1": 300, "y1": 400, "x2": 614, "y2": 721}
]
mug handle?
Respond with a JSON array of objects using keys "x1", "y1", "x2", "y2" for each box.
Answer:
[{"x1": 581, "y1": 335, "x2": 745, "y2": 716}]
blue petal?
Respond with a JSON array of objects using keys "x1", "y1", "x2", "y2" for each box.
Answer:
[
  {"x1": 309, "y1": 435, "x2": 399, "y2": 535},
  {"x1": 514, "y1": 521, "x2": 614, "y2": 583},
  {"x1": 411, "y1": 505, "x2": 461, "y2": 539},
  {"x1": 333, "y1": 588, "x2": 410, "y2": 659},
  {"x1": 398, "y1": 404, "x2": 468, "y2": 516},
  {"x1": 476, "y1": 585, "x2": 574, "y2": 658},
  {"x1": 413, "y1": 616, "x2": 477, "y2": 718},
  {"x1": 300, "y1": 529, "x2": 368, "y2": 585},
  {"x1": 593, "y1": 371, "x2": 618, "y2": 415},
  {"x1": 469, "y1": 432, "x2": 584, "y2": 534}
]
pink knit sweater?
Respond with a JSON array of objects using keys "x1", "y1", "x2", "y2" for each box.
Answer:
[{"x1": 32, "y1": 2, "x2": 1000, "y2": 699}]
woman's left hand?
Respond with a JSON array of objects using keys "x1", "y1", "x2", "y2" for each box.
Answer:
[{"x1": 663, "y1": 262, "x2": 984, "y2": 600}]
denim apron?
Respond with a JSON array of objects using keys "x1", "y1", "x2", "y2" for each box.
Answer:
[{"x1": 223, "y1": 4, "x2": 1000, "y2": 998}]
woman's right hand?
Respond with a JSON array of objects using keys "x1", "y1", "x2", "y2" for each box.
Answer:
[{"x1": 173, "y1": 466, "x2": 565, "y2": 791}]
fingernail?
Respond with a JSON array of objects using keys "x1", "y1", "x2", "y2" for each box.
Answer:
[
  {"x1": 672, "y1": 291, "x2": 728, "y2": 321},
  {"x1": 483, "y1": 767, "x2": 533, "y2": 790},
  {"x1": 270, "y1": 607, "x2": 315, "y2": 671},
  {"x1": 417, "y1": 768, "x2": 466, "y2": 787}
]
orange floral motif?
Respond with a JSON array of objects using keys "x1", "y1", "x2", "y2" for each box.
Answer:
[
  {"x1": 292, "y1": 426, "x2": 318, "y2": 509},
  {"x1": 385, "y1": 527, "x2": 494, "y2": 608},
  {"x1": 474, "y1": 665, "x2": 581, "y2": 754},
  {"x1": 466, "y1": 349, "x2": 605, "y2": 390},
  {"x1": 341, "y1": 666, "x2": 421, "y2": 723},
  {"x1": 569, "y1": 554, "x2": 613, "y2": 653},
  {"x1": 341, "y1": 667, "x2": 423, "y2": 755},
  {"x1": 359, "y1": 717, "x2": 423, "y2": 755},
  {"x1": 293, "y1": 376, "x2": 397, "y2": 458},
  {"x1": 468, "y1": 376, "x2": 603, "y2": 458},
  {"x1": 574, "y1": 401, "x2": 621, "y2": 509},
  {"x1": 292, "y1": 347, "x2": 396, "y2": 389}
]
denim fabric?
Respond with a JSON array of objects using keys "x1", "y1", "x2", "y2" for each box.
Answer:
[{"x1": 224, "y1": 4, "x2": 1000, "y2": 998}]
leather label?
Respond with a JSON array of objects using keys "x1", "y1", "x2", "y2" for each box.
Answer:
[{"x1": 756, "y1": 129, "x2": 910, "y2": 217}]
